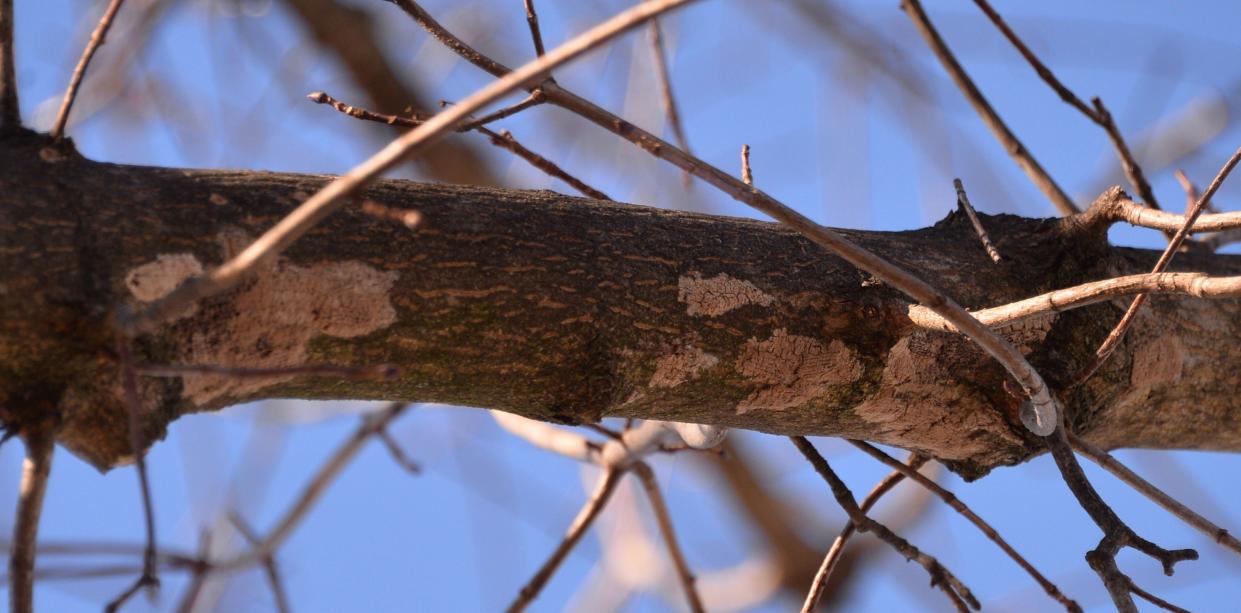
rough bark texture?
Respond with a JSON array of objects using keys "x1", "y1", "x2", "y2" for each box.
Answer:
[{"x1": 3, "y1": 131, "x2": 1240, "y2": 478}]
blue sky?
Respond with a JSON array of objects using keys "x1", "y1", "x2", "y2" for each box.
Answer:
[{"x1": 5, "y1": 0, "x2": 1241, "y2": 611}]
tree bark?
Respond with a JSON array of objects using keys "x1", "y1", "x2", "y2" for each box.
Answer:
[{"x1": 3, "y1": 131, "x2": 1240, "y2": 478}]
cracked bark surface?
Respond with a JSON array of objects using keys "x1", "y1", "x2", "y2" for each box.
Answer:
[{"x1": 3, "y1": 131, "x2": 1240, "y2": 478}]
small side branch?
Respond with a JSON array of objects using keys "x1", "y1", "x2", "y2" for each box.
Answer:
[
  {"x1": 970, "y1": 0, "x2": 1161, "y2": 214},
  {"x1": 901, "y1": 0, "x2": 1079, "y2": 216},
  {"x1": 800, "y1": 453, "x2": 925, "y2": 613},
  {"x1": 908, "y1": 271, "x2": 1241, "y2": 333},
  {"x1": 1068, "y1": 433, "x2": 1241, "y2": 557},
  {"x1": 790, "y1": 437, "x2": 979, "y2": 612},
  {"x1": 1073, "y1": 145, "x2": 1241, "y2": 387},
  {"x1": 1045, "y1": 430, "x2": 1196, "y2": 613},
  {"x1": 646, "y1": 16, "x2": 692, "y2": 178},
  {"x1": 850, "y1": 441, "x2": 1080, "y2": 612},
  {"x1": 506, "y1": 468, "x2": 623, "y2": 613},
  {"x1": 109, "y1": 336, "x2": 160, "y2": 611},
  {"x1": 9, "y1": 427, "x2": 55, "y2": 613},
  {"x1": 954, "y1": 178, "x2": 1002, "y2": 262},
  {"x1": 522, "y1": 0, "x2": 547, "y2": 59},
  {"x1": 308, "y1": 91, "x2": 608, "y2": 200},
  {"x1": 631, "y1": 462, "x2": 705, "y2": 613},
  {"x1": 51, "y1": 0, "x2": 128, "y2": 141}
]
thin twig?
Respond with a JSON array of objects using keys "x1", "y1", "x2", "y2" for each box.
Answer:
[
  {"x1": 908, "y1": 270, "x2": 1241, "y2": 333},
  {"x1": 1068, "y1": 432, "x2": 1241, "y2": 556},
  {"x1": 740, "y1": 144, "x2": 753, "y2": 186},
  {"x1": 135, "y1": 362, "x2": 399, "y2": 381},
  {"x1": 310, "y1": 91, "x2": 604, "y2": 199},
  {"x1": 631, "y1": 462, "x2": 704, "y2": 613},
  {"x1": 506, "y1": 468, "x2": 623, "y2": 613},
  {"x1": 1073, "y1": 145, "x2": 1241, "y2": 387},
  {"x1": 111, "y1": 336, "x2": 160, "y2": 611},
  {"x1": 9, "y1": 427, "x2": 55, "y2": 613},
  {"x1": 801, "y1": 453, "x2": 924, "y2": 613},
  {"x1": 0, "y1": 0, "x2": 18, "y2": 132},
  {"x1": 954, "y1": 178, "x2": 1002, "y2": 262},
  {"x1": 790, "y1": 437, "x2": 979, "y2": 612},
  {"x1": 901, "y1": 0, "x2": 1078, "y2": 216},
  {"x1": 51, "y1": 0, "x2": 128, "y2": 141},
  {"x1": 173, "y1": 530, "x2": 211, "y2": 613},
  {"x1": 1044, "y1": 430, "x2": 1196, "y2": 613},
  {"x1": 376, "y1": 428, "x2": 422, "y2": 474},
  {"x1": 123, "y1": 0, "x2": 695, "y2": 335},
  {"x1": 229, "y1": 513, "x2": 291, "y2": 613},
  {"x1": 393, "y1": 0, "x2": 1063, "y2": 436},
  {"x1": 850, "y1": 441, "x2": 1081, "y2": 612},
  {"x1": 460, "y1": 91, "x2": 545, "y2": 130},
  {"x1": 969, "y1": 0, "x2": 1161, "y2": 215},
  {"x1": 213, "y1": 402, "x2": 410, "y2": 572},
  {"x1": 646, "y1": 15, "x2": 692, "y2": 185},
  {"x1": 484, "y1": 128, "x2": 611, "y2": 200},
  {"x1": 522, "y1": 0, "x2": 547, "y2": 59}
]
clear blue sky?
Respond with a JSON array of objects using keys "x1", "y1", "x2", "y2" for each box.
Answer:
[{"x1": 5, "y1": 0, "x2": 1241, "y2": 611}]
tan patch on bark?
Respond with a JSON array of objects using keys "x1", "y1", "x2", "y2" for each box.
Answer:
[
  {"x1": 1130, "y1": 334, "x2": 1185, "y2": 388},
  {"x1": 129, "y1": 232, "x2": 399, "y2": 405},
  {"x1": 125, "y1": 254, "x2": 204, "y2": 318},
  {"x1": 735, "y1": 329, "x2": 863, "y2": 414},
  {"x1": 650, "y1": 345, "x2": 719, "y2": 388},
  {"x1": 678, "y1": 273, "x2": 775, "y2": 317},
  {"x1": 854, "y1": 334, "x2": 1016, "y2": 461}
]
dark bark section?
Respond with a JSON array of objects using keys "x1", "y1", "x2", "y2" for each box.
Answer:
[{"x1": 3, "y1": 132, "x2": 1240, "y2": 477}]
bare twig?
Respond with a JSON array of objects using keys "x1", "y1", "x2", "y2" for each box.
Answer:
[
  {"x1": 1073, "y1": 145, "x2": 1241, "y2": 387},
  {"x1": 394, "y1": 0, "x2": 1064, "y2": 436},
  {"x1": 646, "y1": 15, "x2": 692, "y2": 185},
  {"x1": 485, "y1": 128, "x2": 611, "y2": 200},
  {"x1": 213, "y1": 402, "x2": 411, "y2": 572},
  {"x1": 460, "y1": 92, "x2": 545, "y2": 131},
  {"x1": 9, "y1": 427, "x2": 55, "y2": 613},
  {"x1": 173, "y1": 530, "x2": 211, "y2": 613},
  {"x1": 954, "y1": 178, "x2": 1002, "y2": 262},
  {"x1": 631, "y1": 462, "x2": 704, "y2": 613},
  {"x1": 740, "y1": 144, "x2": 753, "y2": 186},
  {"x1": 790, "y1": 437, "x2": 978, "y2": 612},
  {"x1": 1101, "y1": 197, "x2": 1241, "y2": 233},
  {"x1": 522, "y1": 0, "x2": 547, "y2": 58},
  {"x1": 1068, "y1": 432, "x2": 1241, "y2": 557},
  {"x1": 51, "y1": 0, "x2": 128, "y2": 141},
  {"x1": 123, "y1": 0, "x2": 696, "y2": 335},
  {"x1": 0, "y1": 0, "x2": 18, "y2": 132},
  {"x1": 1044, "y1": 430, "x2": 1196, "y2": 613},
  {"x1": 850, "y1": 441, "x2": 1081, "y2": 612},
  {"x1": 506, "y1": 468, "x2": 623, "y2": 613},
  {"x1": 969, "y1": 0, "x2": 1161, "y2": 214},
  {"x1": 228, "y1": 513, "x2": 291, "y2": 613},
  {"x1": 800, "y1": 453, "x2": 925, "y2": 613},
  {"x1": 908, "y1": 270, "x2": 1241, "y2": 333},
  {"x1": 110, "y1": 336, "x2": 159, "y2": 611},
  {"x1": 310, "y1": 91, "x2": 604, "y2": 199},
  {"x1": 901, "y1": 0, "x2": 1079, "y2": 216},
  {"x1": 376, "y1": 428, "x2": 422, "y2": 475}
]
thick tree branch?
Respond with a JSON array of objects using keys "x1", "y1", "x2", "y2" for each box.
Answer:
[{"x1": 4, "y1": 135, "x2": 1241, "y2": 477}]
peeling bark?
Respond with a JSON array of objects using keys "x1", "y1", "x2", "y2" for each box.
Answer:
[{"x1": 3, "y1": 131, "x2": 1240, "y2": 478}]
